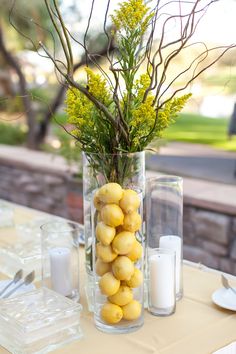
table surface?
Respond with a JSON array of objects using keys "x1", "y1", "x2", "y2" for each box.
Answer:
[{"x1": 0, "y1": 201, "x2": 236, "y2": 354}]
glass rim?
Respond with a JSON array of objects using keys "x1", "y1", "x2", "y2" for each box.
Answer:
[
  {"x1": 148, "y1": 247, "x2": 176, "y2": 257},
  {"x1": 40, "y1": 220, "x2": 81, "y2": 233},
  {"x1": 148, "y1": 175, "x2": 183, "y2": 185},
  {"x1": 82, "y1": 150, "x2": 145, "y2": 157}
]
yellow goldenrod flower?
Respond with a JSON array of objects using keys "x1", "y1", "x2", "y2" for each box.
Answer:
[
  {"x1": 111, "y1": 0, "x2": 153, "y2": 34},
  {"x1": 129, "y1": 93, "x2": 192, "y2": 150},
  {"x1": 134, "y1": 73, "x2": 151, "y2": 101},
  {"x1": 65, "y1": 88, "x2": 93, "y2": 124},
  {"x1": 85, "y1": 68, "x2": 111, "y2": 105}
]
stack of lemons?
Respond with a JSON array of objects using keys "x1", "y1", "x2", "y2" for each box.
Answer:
[{"x1": 94, "y1": 182, "x2": 143, "y2": 325}]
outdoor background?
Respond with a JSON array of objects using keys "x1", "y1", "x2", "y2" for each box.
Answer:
[
  {"x1": 0, "y1": 0, "x2": 236, "y2": 156},
  {"x1": 0, "y1": 0, "x2": 236, "y2": 274}
]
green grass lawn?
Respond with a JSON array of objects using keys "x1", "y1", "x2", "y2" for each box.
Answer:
[{"x1": 163, "y1": 113, "x2": 236, "y2": 152}]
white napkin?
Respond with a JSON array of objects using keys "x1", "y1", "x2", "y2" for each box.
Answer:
[{"x1": 213, "y1": 342, "x2": 236, "y2": 354}]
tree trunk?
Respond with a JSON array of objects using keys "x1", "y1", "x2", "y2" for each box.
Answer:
[{"x1": 0, "y1": 25, "x2": 38, "y2": 149}]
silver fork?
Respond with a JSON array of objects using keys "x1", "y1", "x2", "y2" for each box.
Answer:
[
  {"x1": 1, "y1": 271, "x2": 35, "y2": 299},
  {"x1": 221, "y1": 274, "x2": 236, "y2": 295},
  {"x1": 0, "y1": 269, "x2": 23, "y2": 297}
]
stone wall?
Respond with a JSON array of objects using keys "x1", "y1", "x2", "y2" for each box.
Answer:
[
  {"x1": 183, "y1": 205, "x2": 236, "y2": 275},
  {"x1": 0, "y1": 152, "x2": 84, "y2": 224},
  {"x1": 0, "y1": 145, "x2": 235, "y2": 275}
]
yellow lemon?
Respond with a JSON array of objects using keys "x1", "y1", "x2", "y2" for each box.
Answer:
[
  {"x1": 96, "y1": 222, "x2": 116, "y2": 245},
  {"x1": 101, "y1": 204, "x2": 124, "y2": 227},
  {"x1": 123, "y1": 211, "x2": 141, "y2": 232},
  {"x1": 119, "y1": 189, "x2": 140, "y2": 214},
  {"x1": 127, "y1": 239, "x2": 143, "y2": 262},
  {"x1": 122, "y1": 300, "x2": 142, "y2": 320},
  {"x1": 112, "y1": 256, "x2": 134, "y2": 281},
  {"x1": 98, "y1": 183, "x2": 123, "y2": 204},
  {"x1": 99, "y1": 272, "x2": 120, "y2": 296},
  {"x1": 95, "y1": 259, "x2": 111, "y2": 276},
  {"x1": 126, "y1": 268, "x2": 143, "y2": 288},
  {"x1": 100, "y1": 303, "x2": 123, "y2": 324},
  {"x1": 112, "y1": 231, "x2": 135, "y2": 255},
  {"x1": 96, "y1": 242, "x2": 117, "y2": 263},
  {"x1": 108, "y1": 285, "x2": 133, "y2": 306},
  {"x1": 93, "y1": 190, "x2": 104, "y2": 211}
]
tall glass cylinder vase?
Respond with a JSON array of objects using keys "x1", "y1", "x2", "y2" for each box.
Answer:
[
  {"x1": 146, "y1": 176, "x2": 183, "y2": 300},
  {"x1": 83, "y1": 151, "x2": 145, "y2": 333}
]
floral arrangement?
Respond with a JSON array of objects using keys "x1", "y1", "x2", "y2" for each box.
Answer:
[
  {"x1": 64, "y1": 0, "x2": 191, "y2": 155},
  {"x1": 36, "y1": 0, "x2": 234, "y2": 167}
]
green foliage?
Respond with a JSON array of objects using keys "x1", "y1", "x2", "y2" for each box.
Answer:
[
  {"x1": 0, "y1": 122, "x2": 26, "y2": 145},
  {"x1": 0, "y1": 96, "x2": 24, "y2": 113},
  {"x1": 0, "y1": 87, "x2": 54, "y2": 115},
  {"x1": 28, "y1": 87, "x2": 53, "y2": 105}
]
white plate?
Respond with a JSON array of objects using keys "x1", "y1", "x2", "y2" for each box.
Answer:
[{"x1": 212, "y1": 287, "x2": 236, "y2": 311}]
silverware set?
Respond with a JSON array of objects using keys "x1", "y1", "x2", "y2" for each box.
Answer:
[{"x1": 0, "y1": 270, "x2": 35, "y2": 299}]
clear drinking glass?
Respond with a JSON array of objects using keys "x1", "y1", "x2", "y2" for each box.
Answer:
[
  {"x1": 148, "y1": 248, "x2": 176, "y2": 316},
  {"x1": 41, "y1": 221, "x2": 80, "y2": 301},
  {"x1": 146, "y1": 176, "x2": 183, "y2": 300}
]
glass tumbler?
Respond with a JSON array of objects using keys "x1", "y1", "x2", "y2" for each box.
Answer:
[
  {"x1": 146, "y1": 176, "x2": 183, "y2": 300},
  {"x1": 41, "y1": 221, "x2": 80, "y2": 301}
]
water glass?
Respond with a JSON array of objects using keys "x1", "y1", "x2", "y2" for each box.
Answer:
[
  {"x1": 146, "y1": 176, "x2": 183, "y2": 300},
  {"x1": 41, "y1": 221, "x2": 80, "y2": 301}
]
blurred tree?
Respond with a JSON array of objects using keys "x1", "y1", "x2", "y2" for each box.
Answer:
[
  {"x1": 0, "y1": 0, "x2": 109, "y2": 149},
  {"x1": 0, "y1": 0, "x2": 54, "y2": 148},
  {"x1": 0, "y1": 25, "x2": 37, "y2": 148}
]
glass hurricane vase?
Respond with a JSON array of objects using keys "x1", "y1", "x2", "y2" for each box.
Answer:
[{"x1": 83, "y1": 151, "x2": 145, "y2": 333}]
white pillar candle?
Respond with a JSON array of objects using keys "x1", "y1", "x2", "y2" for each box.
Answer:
[
  {"x1": 149, "y1": 253, "x2": 175, "y2": 309},
  {"x1": 159, "y1": 235, "x2": 182, "y2": 294},
  {"x1": 49, "y1": 247, "x2": 72, "y2": 296}
]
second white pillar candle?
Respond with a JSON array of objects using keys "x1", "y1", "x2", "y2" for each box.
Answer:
[{"x1": 159, "y1": 235, "x2": 182, "y2": 294}]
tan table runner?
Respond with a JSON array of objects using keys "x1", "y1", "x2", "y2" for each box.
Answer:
[{"x1": 0, "y1": 202, "x2": 235, "y2": 354}]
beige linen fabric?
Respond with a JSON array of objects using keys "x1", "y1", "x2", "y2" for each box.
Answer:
[{"x1": 0, "y1": 203, "x2": 235, "y2": 354}]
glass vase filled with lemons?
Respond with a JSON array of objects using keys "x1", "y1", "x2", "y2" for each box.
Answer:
[{"x1": 86, "y1": 152, "x2": 145, "y2": 333}]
